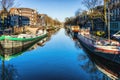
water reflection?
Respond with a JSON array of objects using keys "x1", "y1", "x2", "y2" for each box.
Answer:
[
  {"x1": 66, "y1": 30, "x2": 120, "y2": 80},
  {"x1": 85, "y1": 47, "x2": 120, "y2": 80},
  {"x1": 0, "y1": 60, "x2": 19, "y2": 80},
  {"x1": 0, "y1": 29, "x2": 59, "y2": 61},
  {"x1": 75, "y1": 41, "x2": 102, "y2": 80},
  {"x1": 1, "y1": 28, "x2": 118, "y2": 80},
  {"x1": 78, "y1": 40, "x2": 120, "y2": 79},
  {"x1": 0, "y1": 29, "x2": 60, "y2": 80}
]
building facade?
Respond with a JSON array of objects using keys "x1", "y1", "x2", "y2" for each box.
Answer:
[
  {"x1": 109, "y1": 0, "x2": 120, "y2": 34},
  {"x1": 9, "y1": 8, "x2": 38, "y2": 27},
  {"x1": 0, "y1": 10, "x2": 10, "y2": 30},
  {"x1": 76, "y1": 6, "x2": 104, "y2": 32}
]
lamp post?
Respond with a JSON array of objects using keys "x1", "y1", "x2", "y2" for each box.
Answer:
[{"x1": 108, "y1": 7, "x2": 111, "y2": 41}]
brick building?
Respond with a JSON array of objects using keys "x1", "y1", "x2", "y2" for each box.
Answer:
[{"x1": 9, "y1": 8, "x2": 38, "y2": 27}]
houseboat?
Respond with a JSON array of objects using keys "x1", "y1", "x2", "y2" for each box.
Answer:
[
  {"x1": 0, "y1": 30, "x2": 47, "y2": 56},
  {"x1": 77, "y1": 0, "x2": 120, "y2": 64},
  {"x1": 71, "y1": 26, "x2": 80, "y2": 32},
  {"x1": 77, "y1": 28, "x2": 120, "y2": 64},
  {"x1": 69, "y1": 26, "x2": 80, "y2": 37}
]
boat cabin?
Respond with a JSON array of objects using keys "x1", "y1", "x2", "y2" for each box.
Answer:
[{"x1": 71, "y1": 26, "x2": 80, "y2": 32}]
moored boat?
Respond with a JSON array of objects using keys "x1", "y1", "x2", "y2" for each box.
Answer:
[
  {"x1": 71, "y1": 26, "x2": 80, "y2": 32},
  {"x1": 76, "y1": 0, "x2": 120, "y2": 64},
  {"x1": 77, "y1": 28, "x2": 120, "y2": 64},
  {"x1": 0, "y1": 33, "x2": 47, "y2": 56}
]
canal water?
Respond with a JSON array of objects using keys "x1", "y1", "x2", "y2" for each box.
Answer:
[{"x1": 0, "y1": 28, "x2": 119, "y2": 80}]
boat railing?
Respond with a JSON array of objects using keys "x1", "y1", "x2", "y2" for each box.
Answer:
[
  {"x1": 80, "y1": 32, "x2": 120, "y2": 47},
  {"x1": 78, "y1": 29, "x2": 120, "y2": 48},
  {"x1": 94, "y1": 39, "x2": 120, "y2": 47}
]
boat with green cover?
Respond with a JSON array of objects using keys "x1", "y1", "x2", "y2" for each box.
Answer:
[{"x1": 0, "y1": 33, "x2": 48, "y2": 56}]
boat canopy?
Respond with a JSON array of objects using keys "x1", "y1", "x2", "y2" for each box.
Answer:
[{"x1": 0, "y1": 34, "x2": 47, "y2": 41}]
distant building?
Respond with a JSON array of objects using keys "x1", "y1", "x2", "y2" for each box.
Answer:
[
  {"x1": 9, "y1": 8, "x2": 38, "y2": 27},
  {"x1": 38, "y1": 14, "x2": 47, "y2": 26},
  {"x1": 76, "y1": 6, "x2": 105, "y2": 32},
  {"x1": 38, "y1": 14, "x2": 57, "y2": 27},
  {"x1": 77, "y1": 11, "x2": 89, "y2": 27},
  {"x1": 109, "y1": 0, "x2": 120, "y2": 34}
]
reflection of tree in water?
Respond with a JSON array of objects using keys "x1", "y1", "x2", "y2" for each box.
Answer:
[
  {"x1": 64, "y1": 28, "x2": 73, "y2": 38},
  {"x1": 66, "y1": 31, "x2": 101, "y2": 79},
  {"x1": 73, "y1": 40, "x2": 102, "y2": 80},
  {"x1": 78, "y1": 53, "x2": 103, "y2": 80},
  {"x1": 74, "y1": 39, "x2": 83, "y2": 50},
  {"x1": 65, "y1": 29, "x2": 70, "y2": 37},
  {"x1": 0, "y1": 60, "x2": 20, "y2": 80},
  {"x1": 76, "y1": 40, "x2": 118, "y2": 80}
]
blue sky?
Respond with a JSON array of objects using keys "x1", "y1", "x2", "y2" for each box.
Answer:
[{"x1": 16, "y1": 0, "x2": 83, "y2": 22}]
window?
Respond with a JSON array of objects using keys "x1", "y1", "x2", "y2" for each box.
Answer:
[{"x1": 117, "y1": 8, "x2": 119, "y2": 15}]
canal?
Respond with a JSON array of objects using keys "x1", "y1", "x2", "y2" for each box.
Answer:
[{"x1": 0, "y1": 28, "x2": 119, "y2": 80}]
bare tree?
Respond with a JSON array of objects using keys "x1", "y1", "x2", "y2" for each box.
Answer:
[
  {"x1": 0, "y1": 0, "x2": 15, "y2": 11},
  {"x1": 82, "y1": 0, "x2": 103, "y2": 10},
  {"x1": 0, "y1": 0, "x2": 16, "y2": 30}
]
